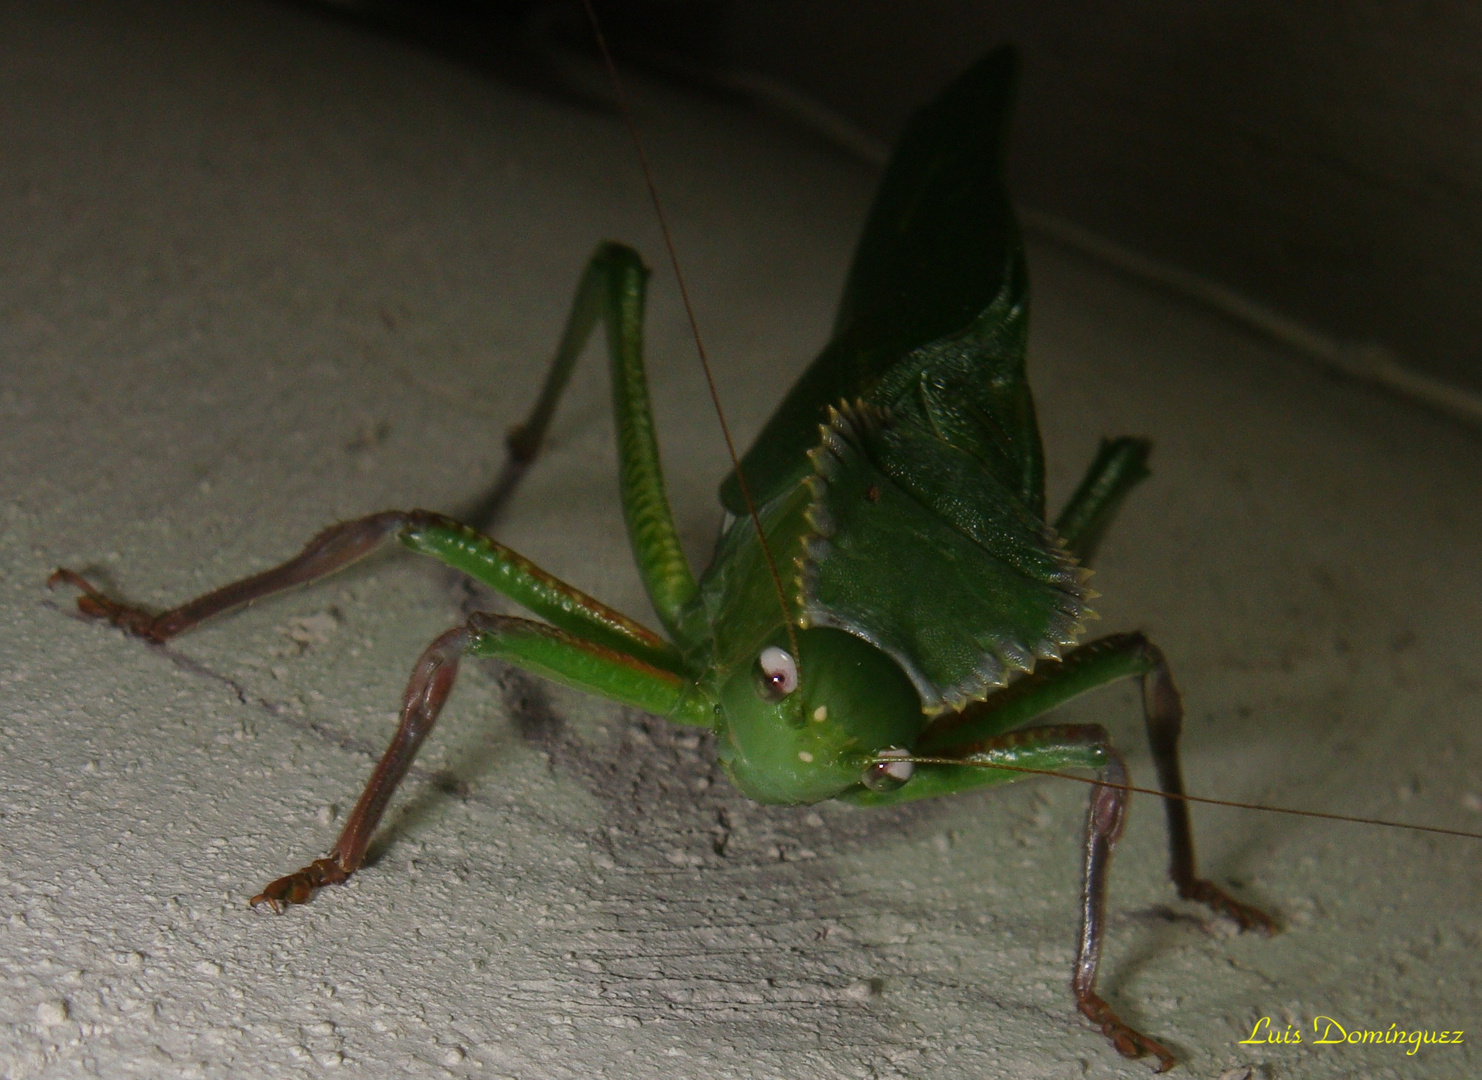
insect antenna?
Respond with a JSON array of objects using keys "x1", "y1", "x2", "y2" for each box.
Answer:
[
  {"x1": 579, "y1": 0, "x2": 803, "y2": 672},
  {"x1": 883, "y1": 755, "x2": 1482, "y2": 840}
]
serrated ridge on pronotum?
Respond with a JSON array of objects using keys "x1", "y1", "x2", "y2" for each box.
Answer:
[{"x1": 795, "y1": 400, "x2": 1093, "y2": 713}]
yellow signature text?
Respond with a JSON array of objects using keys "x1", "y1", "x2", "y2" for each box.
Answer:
[{"x1": 1239, "y1": 1015, "x2": 1465, "y2": 1056}]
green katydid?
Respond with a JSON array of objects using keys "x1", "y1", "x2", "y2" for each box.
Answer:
[{"x1": 54, "y1": 45, "x2": 1440, "y2": 1071}]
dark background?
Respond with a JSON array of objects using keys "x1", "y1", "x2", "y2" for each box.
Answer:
[{"x1": 306, "y1": 0, "x2": 1482, "y2": 400}]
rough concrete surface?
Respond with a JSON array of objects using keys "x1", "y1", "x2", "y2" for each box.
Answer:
[{"x1": 2, "y1": 2, "x2": 1479, "y2": 1078}]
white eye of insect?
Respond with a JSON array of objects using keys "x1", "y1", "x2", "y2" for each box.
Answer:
[
  {"x1": 862, "y1": 747, "x2": 915, "y2": 793},
  {"x1": 756, "y1": 646, "x2": 798, "y2": 701}
]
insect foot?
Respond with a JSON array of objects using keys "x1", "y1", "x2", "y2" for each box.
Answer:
[
  {"x1": 249, "y1": 858, "x2": 350, "y2": 913},
  {"x1": 1183, "y1": 879, "x2": 1278, "y2": 935},
  {"x1": 1078, "y1": 993, "x2": 1176, "y2": 1073},
  {"x1": 48, "y1": 568, "x2": 169, "y2": 642}
]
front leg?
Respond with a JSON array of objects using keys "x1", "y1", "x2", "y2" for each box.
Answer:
[
  {"x1": 903, "y1": 634, "x2": 1275, "y2": 1068},
  {"x1": 1066, "y1": 731, "x2": 1173, "y2": 1070},
  {"x1": 923, "y1": 724, "x2": 1177, "y2": 1069},
  {"x1": 253, "y1": 611, "x2": 710, "y2": 911}
]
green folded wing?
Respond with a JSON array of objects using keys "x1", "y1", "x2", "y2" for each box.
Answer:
[
  {"x1": 723, "y1": 46, "x2": 1042, "y2": 516},
  {"x1": 831, "y1": 46, "x2": 1020, "y2": 354},
  {"x1": 798, "y1": 403, "x2": 1089, "y2": 714},
  {"x1": 868, "y1": 252, "x2": 1042, "y2": 515}
]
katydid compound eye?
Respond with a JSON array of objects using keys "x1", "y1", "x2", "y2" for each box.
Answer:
[
  {"x1": 862, "y1": 748, "x2": 914, "y2": 793},
  {"x1": 755, "y1": 646, "x2": 798, "y2": 701}
]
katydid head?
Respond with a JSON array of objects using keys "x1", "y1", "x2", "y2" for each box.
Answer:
[{"x1": 714, "y1": 626, "x2": 924, "y2": 804}]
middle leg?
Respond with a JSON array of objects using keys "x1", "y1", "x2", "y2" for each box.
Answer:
[{"x1": 917, "y1": 631, "x2": 1276, "y2": 933}]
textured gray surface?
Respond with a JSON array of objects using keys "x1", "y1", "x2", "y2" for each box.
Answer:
[{"x1": 2, "y1": 2, "x2": 1480, "y2": 1078}]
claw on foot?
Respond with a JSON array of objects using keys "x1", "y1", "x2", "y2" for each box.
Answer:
[
  {"x1": 1079, "y1": 992, "x2": 1176, "y2": 1072},
  {"x1": 1185, "y1": 878, "x2": 1278, "y2": 935},
  {"x1": 47, "y1": 568, "x2": 162, "y2": 640},
  {"x1": 250, "y1": 857, "x2": 349, "y2": 913}
]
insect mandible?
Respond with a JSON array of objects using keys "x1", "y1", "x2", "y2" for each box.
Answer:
[{"x1": 51, "y1": 45, "x2": 1393, "y2": 1072}]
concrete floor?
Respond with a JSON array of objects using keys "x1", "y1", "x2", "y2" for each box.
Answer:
[{"x1": 2, "y1": 2, "x2": 1479, "y2": 1078}]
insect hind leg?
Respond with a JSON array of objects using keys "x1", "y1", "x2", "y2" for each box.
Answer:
[
  {"x1": 50, "y1": 509, "x2": 684, "y2": 671},
  {"x1": 49, "y1": 511, "x2": 410, "y2": 642},
  {"x1": 1053, "y1": 436, "x2": 1151, "y2": 564}
]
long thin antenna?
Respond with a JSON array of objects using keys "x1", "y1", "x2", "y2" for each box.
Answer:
[
  {"x1": 888, "y1": 755, "x2": 1482, "y2": 840},
  {"x1": 579, "y1": 1, "x2": 803, "y2": 670}
]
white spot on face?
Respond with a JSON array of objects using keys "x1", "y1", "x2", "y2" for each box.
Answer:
[
  {"x1": 758, "y1": 646, "x2": 799, "y2": 699},
  {"x1": 812, "y1": 705, "x2": 828, "y2": 722},
  {"x1": 797, "y1": 750, "x2": 814, "y2": 763}
]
